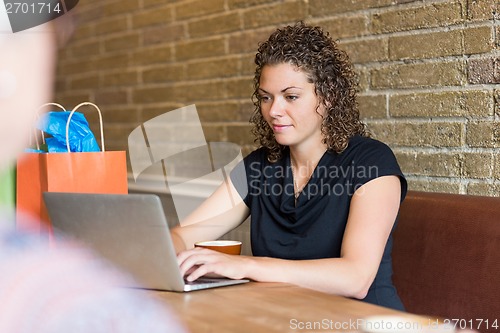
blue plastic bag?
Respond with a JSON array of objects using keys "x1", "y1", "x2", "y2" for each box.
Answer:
[{"x1": 37, "y1": 111, "x2": 100, "y2": 153}]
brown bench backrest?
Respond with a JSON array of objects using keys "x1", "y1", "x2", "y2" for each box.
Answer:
[{"x1": 392, "y1": 191, "x2": 500, "y2": 333}]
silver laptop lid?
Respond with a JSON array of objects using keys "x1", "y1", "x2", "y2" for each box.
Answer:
[{"x1": 43, "y1": 192, "x2": 186, "y2": 291}]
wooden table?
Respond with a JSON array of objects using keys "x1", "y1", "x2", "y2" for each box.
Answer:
[{"x1": 148, "y1": 282, "x2": 436, "y2": 333}]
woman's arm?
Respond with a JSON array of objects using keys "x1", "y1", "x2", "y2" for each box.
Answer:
[
  {"x1": 171, "y1": 177, "x2": 250, "y2": 253},
  {"x1": 177, "y1": 175, "x2": 402, "y2": 299}
]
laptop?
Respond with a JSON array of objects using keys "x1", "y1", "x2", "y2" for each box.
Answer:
[{"x1": 43, "y1": 192, "x2": 249, "y2": 292}]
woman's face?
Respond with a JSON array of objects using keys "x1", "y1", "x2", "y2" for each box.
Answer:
[{"x1": 258, "y1": 63, "x2": 325, "y2": 150}]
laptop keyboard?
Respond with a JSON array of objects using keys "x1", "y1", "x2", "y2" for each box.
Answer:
[{"x1": 184, "y1": 278, "x2": 223, "y2": 285}]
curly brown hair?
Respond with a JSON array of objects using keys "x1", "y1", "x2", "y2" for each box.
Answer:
[{"x1": 250, "y1": 22, "x2": 368, "y2": 162}]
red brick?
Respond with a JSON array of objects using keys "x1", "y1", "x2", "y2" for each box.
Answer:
[
  {"x1": 175, "y1": 0, "x2": 225, "y2": 20},
  {"x1": 143, "y1": 64, "x2": 185, "y2": 83},
  {"x1": 176, "y1": 38, "x2": 226, "y2": 61},
  {"x1": 228, "y1": 28, "x2": 274, "y2": 54},
  {"x1": 390, "y1": 91, "x2": 493, "y2": 118},
  {"x1": 101, "y1": 71, "x2": 139, "y2": 87},
  {"x1": 340, "y1": 38, "x2": 388, "y2": 63},
  {"x1": 310, "y1": 0, "x2": 393, "y2": 16},
  {"x1": 132, "y1": 6, "x2": 173, "y2": 28},
  {"x1": 468, "y1": 57, "x2": 500, "y2": 84},
  {"x1": 317, "y1": 15, "x2": 369, "y2": 39},
  {"x1": 467, "y1": 0, "x2": 498, "y2": 20},
  {"x1": 103, "y1": 0, "x2": 140, "y2": 17},
  {"x1": 186, "y1": 57, "x2": 240, "y2": 80},
  {"x1": 95, "y1": 89, "x2": 129, "y2": 106},
  {"x1": 358, "y1": 94, "x2": 387, "y2": 119},
  {"x1": 143, "y1": 23, "x2": 186, "y2": 46},
  {"x1": 243, "y1": 1, "x2": 307, "y2": 29},
  {"x1": 371, "y1": 2, "x2": 464, "y2": 34},
  {"x1": 371, "y1": 61, "x2": 466, "y2": 89},
  {"x1": 189, "y1": 13, "x2": 241, "y2": 38}
]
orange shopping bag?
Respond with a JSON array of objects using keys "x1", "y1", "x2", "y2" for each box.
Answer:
[{"x1": 16, "y1": 102, "x2": 128, "y2": 238}]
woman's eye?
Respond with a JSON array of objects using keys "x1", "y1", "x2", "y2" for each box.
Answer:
[
  {"x1": 286, "y1": 95, "x2": 298, "y2": 101},
  {"x1": 259, "y1": 95, "x2": 271, "y2": 103}
]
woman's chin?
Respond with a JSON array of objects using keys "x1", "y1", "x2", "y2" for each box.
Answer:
[
  {"x1": 273, "y1": 134, "x2": 295, "y2": 147},
  {"x1": 275, "y1": 139, "x2": 293, "y2": 147}
]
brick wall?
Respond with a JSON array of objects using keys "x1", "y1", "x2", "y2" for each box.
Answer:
[{"x1": 54, "y1": 0, "x2": 499, "y2": 196}]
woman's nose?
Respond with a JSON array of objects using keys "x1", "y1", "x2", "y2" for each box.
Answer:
[{"x1": 268, "y1": 98, "x2": 285, "y2": 117}]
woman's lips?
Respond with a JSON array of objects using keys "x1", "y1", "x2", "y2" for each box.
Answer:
[{"x1": 272, "y1": 124, "x2": 291, "y2": 132}]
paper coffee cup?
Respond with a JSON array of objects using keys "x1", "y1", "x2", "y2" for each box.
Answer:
[{"x1": 194, "y1": 240, "x2": 242, "y2": 255}]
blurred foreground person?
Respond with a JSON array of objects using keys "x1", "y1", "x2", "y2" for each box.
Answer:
[{"x1": 0, "y1": 11, "x2": 186, "y2": 333}]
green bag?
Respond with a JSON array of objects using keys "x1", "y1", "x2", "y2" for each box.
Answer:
[{"x1": 0, "y1": 165, "x2": 16, "y2": 224}]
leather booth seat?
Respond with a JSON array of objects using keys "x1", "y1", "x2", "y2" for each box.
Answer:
[{"x1": 393, "y1": 191, "x2": 500, "y2": 333}]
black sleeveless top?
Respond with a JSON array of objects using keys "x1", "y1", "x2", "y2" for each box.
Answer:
[{"x1": 230, "y1": 136, "x2": 407, "y2": 310}]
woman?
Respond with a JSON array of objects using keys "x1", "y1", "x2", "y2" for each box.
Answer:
[{"x1": 174, "y1": 22, "x2": 407, "y2": 310}]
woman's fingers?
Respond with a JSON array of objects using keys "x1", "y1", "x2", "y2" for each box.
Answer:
[
  {"x1": 177, "y1": 248, "x2": 247, "y2": 281},
  {"x1": 178, "y1": 248, "x2": 222, "y2": 277}
]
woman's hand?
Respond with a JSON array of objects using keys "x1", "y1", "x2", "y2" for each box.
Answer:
[{"x1": 177, "y1": 248, "x2": 251, "y2": 281}]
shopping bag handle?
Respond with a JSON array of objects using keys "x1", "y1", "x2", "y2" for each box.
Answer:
[
  {"x1": 68, "y1": 102, "x2": 105, "y2": 152},
  {"x1": 35, "y1": 102, "x2": 67, "y2": 150}
]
